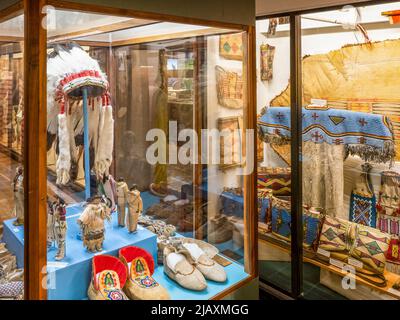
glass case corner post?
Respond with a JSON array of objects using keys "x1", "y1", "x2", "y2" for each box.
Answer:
[
  {"x1": 82, "y1": 87, "x2": 91, "y2": 200},
  {"x1": 289, "y1": 14, "x2": 303, "y2": 299}
]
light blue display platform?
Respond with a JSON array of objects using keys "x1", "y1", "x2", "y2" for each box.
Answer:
[
  {"x1": 3, "y1": 203, "x2": 158, "y2": 300},
  {"x1": 2, "y1": 219, "x2": 24, "y2": 268},
  {"x1": 152, "y1": 258, "x2": 249, "y2": 300},
  {"x1": 2, "y1": 191, "x2": 249, "y2": 300}
]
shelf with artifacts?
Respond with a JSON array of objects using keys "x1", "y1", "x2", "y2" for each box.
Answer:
[
  {"x1": 257, "y1": 85, "x2": 400, "y2": 299},
  {"x1": 261, "y1": 3, "x2": 400, "y2": 39},
  {"x1": 0, "y1": 2, "x2": 256, "y2": 301},
  {"x1": 258, "y1": 228, "x2": 400, "y2": 299},
  {"x1": 3, "y1": 198, "x2": 249, "y2": 300},
  {"x1": 0, "y1": 43, "x2": 24, "y2": 159}
]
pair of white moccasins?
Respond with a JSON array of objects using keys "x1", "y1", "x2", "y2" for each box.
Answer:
[{"x1": 162, "y1": 238, "x2": 227, "y2": 291}]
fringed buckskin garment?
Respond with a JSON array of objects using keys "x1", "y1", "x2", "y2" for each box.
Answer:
[
  {"x1": 78, "y1": 200, "x2": 111, "y2": 253},
  {"x1": 302, "y1": 141, "x2": 346, "y2": 218},
  {"x1": 258, "y1": 106, "x2": 395, "y2": 219},
  {"x1": 127, "y1": 189, "x2": 143, "y2": 233}
]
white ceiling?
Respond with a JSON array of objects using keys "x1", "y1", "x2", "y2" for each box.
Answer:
[
  {"x1": 0, "y1": 9, "x2": 155, "y2": 39},
  {"x1": 0, "y1": 8, "x2": 232, "y2": 43}
]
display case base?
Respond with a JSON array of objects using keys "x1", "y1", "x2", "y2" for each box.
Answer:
[
  {"x1": 3, "y1": 203, "x2": 158, "y2": 300},
  {"x1": 3, "y1": 203, "x2": 249, "y2": 300},
  {"x1": 153, "y1": 259, "x2": 249, "y2": 300}
]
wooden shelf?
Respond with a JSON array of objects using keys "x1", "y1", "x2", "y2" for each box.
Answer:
[
  {"x1": 259, "y1": 231, "x2": 400, "y2": 299},
  {"x1": 262, "y1": 21, "x2": 400, "y2": 39},
  {"x1": 168, "y1": 100, "x2": 193, "y2": 106},
  {"x1": 167, "y1": 69, "x2": 193, "y2": 78}
]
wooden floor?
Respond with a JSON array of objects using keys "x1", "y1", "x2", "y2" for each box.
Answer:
[{"x1": 0, "y1": 151, "x2": 19, "y2": 226}]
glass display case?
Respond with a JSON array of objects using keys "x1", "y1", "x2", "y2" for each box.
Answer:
[
  {"x1": 0, "y1": 1, "x2": 256, "y2": 300},
  {"x1": 0, "y1": 4, "x2": 25, "y2": 301},
  {"x1": 257, "y1": 1, "x2": 400, "y2": 300}
]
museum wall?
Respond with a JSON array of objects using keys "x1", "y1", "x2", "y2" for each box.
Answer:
[{"x1": 61, "y1": 0, "x2": 255, "y2": 26}]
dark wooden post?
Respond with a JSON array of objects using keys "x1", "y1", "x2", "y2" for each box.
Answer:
[{"x1": 24, "y1": 0, "x2": 47, "y2": 300}]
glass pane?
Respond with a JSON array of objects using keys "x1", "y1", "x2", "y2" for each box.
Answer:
[
  {"x1": 301, "y1": 2, "x2": 400, "y2": 300},
  {"x1": 0, "y1": 12, "x2": 25, "y2": 300},
  {"x1": 256, "y1": 16, "x2": 292, "y2": 294},
  {"x1": 45, "y1": 7, "x2": 251, "y2": 300}
]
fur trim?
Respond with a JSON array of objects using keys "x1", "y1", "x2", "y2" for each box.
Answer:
[
  {"x1": 92, "y1": 255, "x2": 128, "y2": 289},
  {"x1": 56, "y1": 114, "x2": 71, "y2": 185},
  {"x1": 257, "y1": 125, "x2": 291, "y2": 145},
  {"x1": 345, "y1": 140, "x2": 395, "y2": 165},
  {"x1": 95, "y1": 105, "x2": 114, "y2": 179},
  {"x1": 66, "y1": 108, "x2": 77, "y2": 164},
  {"x1": 88, "y1": 99, "x2": 101, "y2": 152}
]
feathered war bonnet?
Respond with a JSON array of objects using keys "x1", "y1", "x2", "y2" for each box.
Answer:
[{"x1": 47, "y1": 43, "x2": 114, "y2": 186}]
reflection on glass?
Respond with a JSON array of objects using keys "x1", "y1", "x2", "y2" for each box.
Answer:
[
  {"x1": 256, "y1": 16, "x2": 293, "y2": 294},
  {"x1": 44, "y1": 7, "x2": 250, "y2": 300},
  {"x1": 0, "y1": 13, "x2": 25, "y2": 300},
  {"x1": 299, "y1": 2, "x2": 400, "y2": 300}
]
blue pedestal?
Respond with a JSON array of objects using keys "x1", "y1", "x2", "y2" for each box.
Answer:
[
  {"x1": 2, "y1": 195, "x2": 250, "y2": 300},
  {"x1": 3, "y1": 203, "x2": 157, "y2": 300},
  {"x1": 153, "y1": 259, "x2": 248, "y2": 300},
  {"x1": 2, "y1": 219, "x2": 24, "y2": 268}
]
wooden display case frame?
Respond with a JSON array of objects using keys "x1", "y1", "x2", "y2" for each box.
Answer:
[
  {"x1": 0, "y1": 0, "x2": 257, "y2": 300},
  {"x1": 257, "y1": 0, "x2": 400, "y2": 300}
]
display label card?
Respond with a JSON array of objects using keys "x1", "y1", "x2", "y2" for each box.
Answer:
[
  {"x1": 310, "y1": 98, "x2": 327, "y2": 107},
  {"x1": 317, "y1": 248, "x2": 330, "y2": 258},
  {"x1": 348, "y1": 257, "x2": 363, "y2": 269},
  {"x1": 67, "y1": 213, "x2": 81, "y2": 220},
  {"x1": 388, "y1": 288, "x2": 400, "y2": 298},
  {"x1": 47, "y1": 261, "x2": 69, "y2": 269},
  {"x1": 329, "y1": 258, "x2": 344, "y2": 269}
]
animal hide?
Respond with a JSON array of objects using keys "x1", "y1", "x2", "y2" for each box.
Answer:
[
  {"x1": 270, "y1": 39, "x2": 400, "y2": 159},
  {"x1": 88, "y1": 99, "x2": 101, "y2": 156},
  {"x1": 303, "y1": 141, "x2": 346, "y2": 219},
  {"x1": 272, "y1": 39, "x2": 400, "y2": 106}
]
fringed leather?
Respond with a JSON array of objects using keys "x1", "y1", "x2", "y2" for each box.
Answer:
[
  {"x1": 95, "y1": 104, "x2": 114, "y2": 180},
  {"x1": 56, "y1": 114, "x2": 71, "y2": 185},
  {"x1": 345, "y1": 140, "x2": 396, "y2": 165},
  {"x1": 257, "y1": 129, "x2": 291, "y2": 146}
]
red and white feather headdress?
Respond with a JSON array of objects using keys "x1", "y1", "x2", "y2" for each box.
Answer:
[{"x1": 47, "y1": 43, "x2": 114, "y2": 186}]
